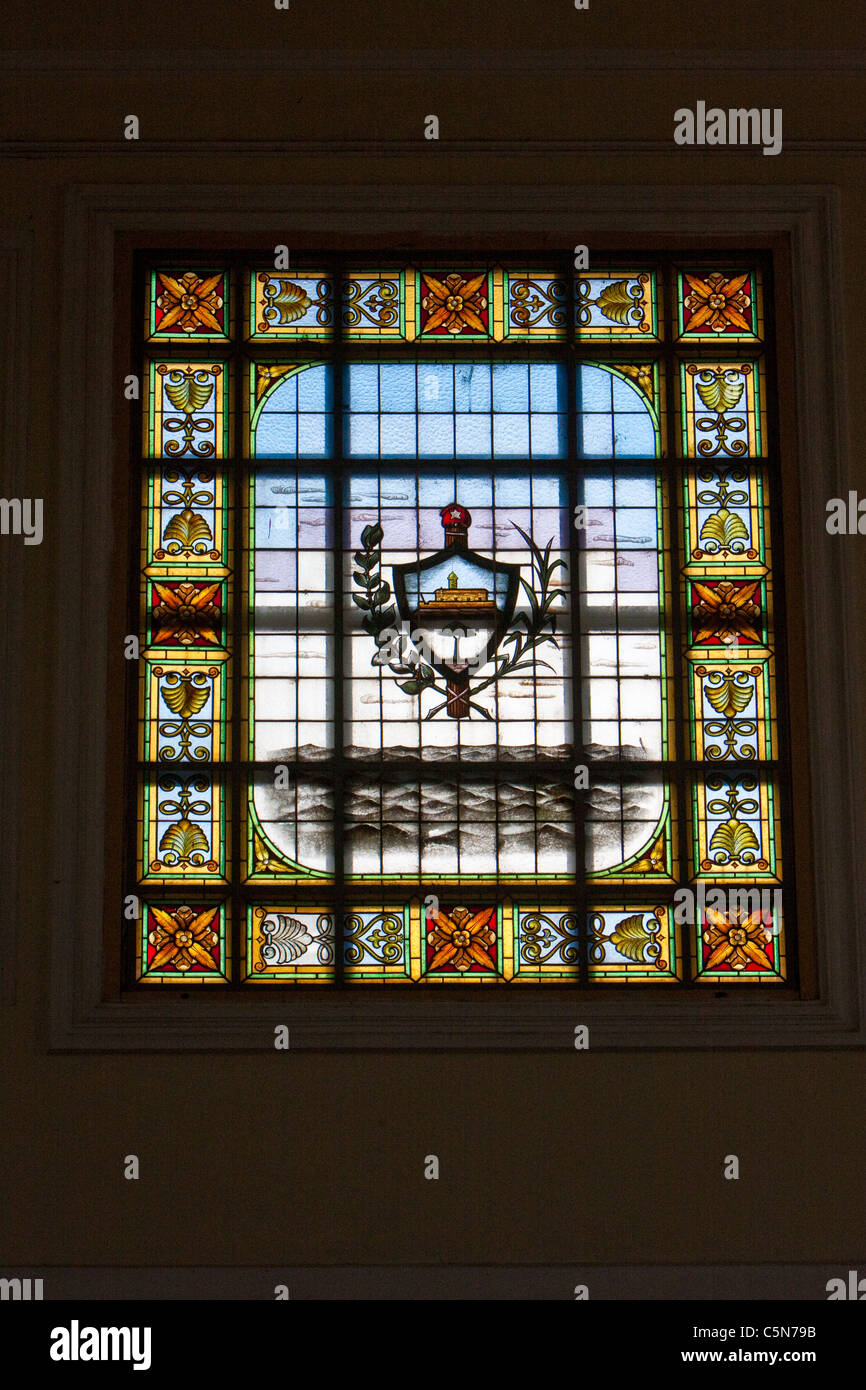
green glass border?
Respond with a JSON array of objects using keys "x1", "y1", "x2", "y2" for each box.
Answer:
[
  {"x1": 246, "y1": 795, "x2": 332, "y2": 881},
  {"x1": 574, "y1": 270, "x2": 660, "y2": 340},
  {"x1": 687, "y1": 576, "x2": 768, "y2": 649},
  {"x1": 422, "y1": 903, "x2": 504, "y2": 979},
  {"x1": 682, "y1": 464, "x2": 767, "y2": 568},
  {"x1": 678, "y1": 360, "x2": 764, "y2": 459},
  {"x1": 687, "y1": 657, "x2": 774, "y2": 762},
  {"x1": 141, "y1": 660, "x2": 227, "y2": 763},
  {"x1": 247, "y1": 269, "x2": 335, "y2": 341},
  {"x1": 345, "y1": 904, "x2": 412, "y2": 979},
  {"x1": 139, "y1": 773, "x2": 228, "y2": 884},
  {"x1": 146, "y1": 268, "x2": 231, "y2": 342},
  {"x1": 137, "y1": 900, "x2": 229, "y2": 983},
  {"x1": 144, "y1": 359, "x2": 231, "y2": 460},
  {"x1": 145, "y1": 467, "x2": 230, "y2": 569},
  {"x1": 243, "y1": 906, "x2": 334, "y2": 983},
  {"x1": 692, "y1": 884, "x2": 785, "y2": 982},
  {"x1": 502, "y1": 269, "x2": 567, "y2": 341},
  {"x1": 145, "y1": 578, "x2": 228, "y2": 650},
  {"x1": 587, "y1": 906, "x2": 681, "y2": 982},
  {"x1": 675, "y1": 268, "x2": 759, "y2": 342},
  {"x1": 691, "y1": 775, "x2": 780, "y2": 881},
  {"x1": 414, "y1": 268, "x2": 494, "y2": 341},
  {"x1": 586, "y1": 782, "x2": 673, "y2": 881},
  {"x1": 578, "y1": 361, "x2": 663, "y2": 458},
  {"x1": 343, "y1": 269, "x2": 407, "y2": 341}
]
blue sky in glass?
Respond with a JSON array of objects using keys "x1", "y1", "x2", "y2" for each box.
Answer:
[
  {"x1": 402, "y1": 556, "x2": 512, "y2": 606},
  {"x1": 342, "y1": 362, "x2": 567, "y2": 458},
  {"x1": 576, "y1": 365, "x2": 657, "y2": 458},
  {"x1": 253, "y1": 361, "x2": 658, "y2": 461},
  {"x1": 254, "y1": 365, "x2": 333, "y2": 457},
  {"x1": 581, "y1": 469, "x2": 660, "y2": 549},
  {"x1": 342, "y1": 469, "x2": 568, "y2": 555},
  {"x1": 253, "y1": 471, "x2": 332, "y2": 608}
]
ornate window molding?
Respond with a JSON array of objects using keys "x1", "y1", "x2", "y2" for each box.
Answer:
[{"x1": 49, "y1": 182, "x2": 864, "y2": 1048}]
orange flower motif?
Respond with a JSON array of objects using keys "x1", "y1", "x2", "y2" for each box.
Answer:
[
  {"x1": 691, "y1": 580, "x2": 762, "y2": 646},
  {"x1": 683, "y1": 272, "x2": 752, "y2": 334},
  {"x1": 703, "y1": 906, "x2": 772, "y2": 971},
  {"x1": 152, "y1": 582, "x2": 222, "y2": 646},
  {"x1": 421, "y1": 273, "x2": 488, "y2": 335},
  {"x1": 148, "y1": 904, "x2": 220, "y2": 972},
  {"x1": 155, "y1": 272, "x2": 224, "y2": 335},
  {"x1": 427, "y1": 905, "x2": 496, "y2": 972}
]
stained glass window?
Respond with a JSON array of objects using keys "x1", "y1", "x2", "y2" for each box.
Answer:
[{"x1": 129, "y1": 256, "x2": 792, "y2": 987}]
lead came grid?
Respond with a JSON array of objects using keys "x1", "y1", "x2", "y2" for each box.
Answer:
[{"x1": 129, "y1": 253, "x2": 794, "y2": 988}]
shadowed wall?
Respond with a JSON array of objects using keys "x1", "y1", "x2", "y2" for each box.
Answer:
[{"x1": 0, "y1": 0, "x2": 864, "y2": 1281}]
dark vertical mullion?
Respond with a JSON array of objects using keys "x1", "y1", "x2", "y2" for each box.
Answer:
[
  {"x1": 332, "y1": 257, "x2": 347, "y2": 987},
  {"x1": 231, "y1": 251, "x2": 245, "y2": 988},
  {"x1": 565, "y1": 255, "x2": 589, "y2": 989},
  {"x1": 663, "y1": 254, "x2": 693, "y2": 984}
]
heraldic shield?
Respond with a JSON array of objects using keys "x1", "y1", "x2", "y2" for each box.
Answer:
[{"x1": 390, "y1": 503, "x2": 520, "y2": 717}]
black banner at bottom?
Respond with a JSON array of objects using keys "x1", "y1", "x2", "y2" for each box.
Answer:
[{"x1": 1, "y1": 1297, "x2": 861, "y2": 1376}]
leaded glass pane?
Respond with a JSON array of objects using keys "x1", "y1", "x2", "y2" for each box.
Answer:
[{"x1": 128, "y1": 254, "x2": 792, "y2": 988}]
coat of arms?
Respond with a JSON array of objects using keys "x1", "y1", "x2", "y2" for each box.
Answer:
[{"x1": 351, "y1": 503, "x2": 566, "y2": 718}]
